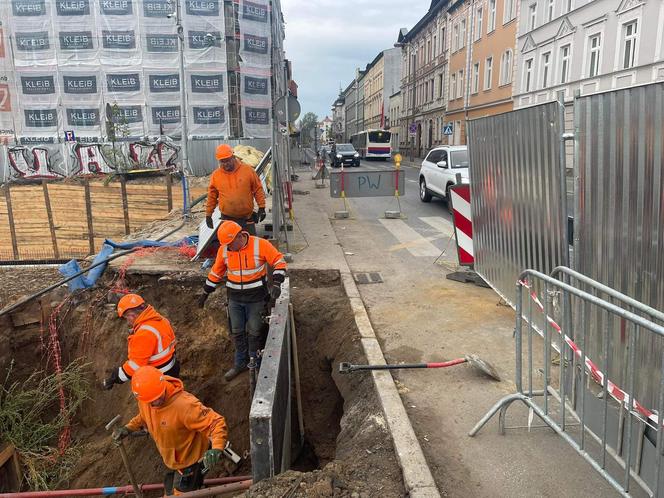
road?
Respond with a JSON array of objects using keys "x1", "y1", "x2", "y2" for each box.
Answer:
[{"x1": 298, "y1": 153, "x2": 618, "y2": 497}]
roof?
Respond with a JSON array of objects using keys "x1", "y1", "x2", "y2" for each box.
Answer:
[
  {"x1": 364, "y1": 50, "x2": 385, "y2": 73},
  {"x1": 390, "y1": 90, "x2": 401, "y2": 98},
  {"x1": 401, "y1": 0, "x2": 449, "y2": 43}
]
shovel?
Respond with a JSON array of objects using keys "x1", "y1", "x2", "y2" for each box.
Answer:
[
  {"x1": 339, "y1": 354, "x2": 501, "y2": 381},
  {"x1": 106, "y1": 414, "x2": 144, "y2": 498}
]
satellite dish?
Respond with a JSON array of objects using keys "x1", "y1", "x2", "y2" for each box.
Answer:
[{"x1": 275, "y1": 95, "x2": 301, "y2": 126}]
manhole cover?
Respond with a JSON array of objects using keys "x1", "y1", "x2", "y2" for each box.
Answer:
[{"x1": 353, "y1": 272, "x2": 383, "y2": 284}]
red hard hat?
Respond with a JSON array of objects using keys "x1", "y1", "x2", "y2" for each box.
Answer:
[
  {"x1": 217, "y1": 221, "x2": 243, "y2": 246},
  {"x1": 215, "y1": 144, "x2": 233, "y2": 160},
  {"x1": 131, "y1": 366, "x2": 166, "y2": 403},
  {"x1": 117, "y1": 293, "x2": 145, "y2": 318}
]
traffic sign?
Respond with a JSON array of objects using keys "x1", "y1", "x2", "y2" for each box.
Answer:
[
  {"x1": 275, "y1": 95, "x2": 301, "y2": 125},
  {"x1": 443, "y1": 123, "x2": 454, "y2": 136},
  {"x1": 64, "y1": 130, "x2": 76, "y2": 142},
  {"x1": 408, "y1": 123, "x2": 417, "y2": 136}
]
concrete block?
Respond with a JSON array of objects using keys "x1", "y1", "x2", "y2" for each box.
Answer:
[
  {"x1": 384, "y1": 210, "x2": 401, "y2": 219},
  {"x1": 334, "y1": 210, "x2": 349, "y2": 219}
]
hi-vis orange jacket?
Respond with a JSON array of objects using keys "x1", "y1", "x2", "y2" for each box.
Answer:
[
  {"x1": 117, "y1": 306, "x2": 177, "y2": 383},
  {"x1": 205, "y1": 162, "x2": 266, "y2": 219},
  {"x1": 205, "y1": 235, "x2": 286, "y2": 297},
  {"x1": 126, "y1": 376, "x2": 228, "y2": 470}
]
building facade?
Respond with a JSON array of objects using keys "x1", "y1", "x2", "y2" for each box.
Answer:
[
  {"x1": 513, "y1": 0, "x2": 664, "y2": 108},
  {"x1": 362, "y1": 48, "x2": 402, "y2": 132},
  {"x1": 398, "y1": 1, "x2": 450, "y2": 157},
  {"x1": 331, "y1": 94, "x2": 345, "y2": 142},
  {"x1": 445, "y1": 0, "x2": 518, "y2": 145},
  {"x1": 388, "y1": 90, "x2": 402, "y2": 151},
  {"x1": 318, "y1": 116, "x2": 333, "y2": 142}
]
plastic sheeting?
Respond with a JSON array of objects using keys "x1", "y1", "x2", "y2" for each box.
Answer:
[{"x1": 0, "y1": 0, "x2": 229, "y2": 142}]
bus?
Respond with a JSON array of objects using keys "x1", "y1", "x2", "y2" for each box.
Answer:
[{"x1": 350, "y1": 129, "x2": 391, "y2": 160}]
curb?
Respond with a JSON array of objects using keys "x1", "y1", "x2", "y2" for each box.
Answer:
[{"x1": 337, "y1": 263, "x2": 441, "y2": 496}]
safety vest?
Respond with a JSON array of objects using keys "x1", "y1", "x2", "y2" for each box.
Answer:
[
  {"x1": 118, "y1": 306, "x2": 177, "y2": 382},
  {"x1": 206, "y1": 235, "x2": 287, "y2": 292}
]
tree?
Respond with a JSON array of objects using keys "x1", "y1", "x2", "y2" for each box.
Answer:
[{"x1": 298, "y1": 112, "x2": 319, "y2": 146}]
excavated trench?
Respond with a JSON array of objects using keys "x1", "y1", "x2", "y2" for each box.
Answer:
[{"x1": 0, "y1": 268, "x2": 405, "y2": 497}]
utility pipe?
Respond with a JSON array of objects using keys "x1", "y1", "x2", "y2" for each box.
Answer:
[
  {"x1": 0, "y1": 194, "x2": 207, "y2": 318},
  {"x1": 164, "y1": 480, "x2": 252, "y2": 498},
  {"x1": 0, "y1": 476, "x2": 251, "y2": 498}
]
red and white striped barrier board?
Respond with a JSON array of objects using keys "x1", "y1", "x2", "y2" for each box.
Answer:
[{"x1": 450, "y1": 184, "x2": 474, "y2": 266}]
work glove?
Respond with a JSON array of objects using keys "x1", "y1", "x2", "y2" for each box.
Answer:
[
  {"x1": 198, "y1": 292, "x2": 210, "y2": 308},
  {"x1": 256, "y1": 207, "x2": 266, "y2": 223},
  {"x1": 270, "y1": 284, "x2": 281, "y2": 300},
  {"x1": 103, "y1": 369, "x2": 120, "y2": 390},
  {"x1": 205, "y1": 216, "x2": 214, "y2": 229},
  {"x1": 112, "y1": 426, "x2": 130, "y2": 443},
  {"x1": 272, "y1": 273, "x2": 285, "y2": 285},
  {"x1": 202, "y1": 448, "x2": 223, "y2": 470}
]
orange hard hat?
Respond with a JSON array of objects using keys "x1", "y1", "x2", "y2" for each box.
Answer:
[
  {"x1": 215, "y1": 144, "x2": 233, "y2": 160},
  {"x1": 117, "y1": 293, "x2": 145, "y2": 318},
  {"x1": 217, "y1": 220, "x2": 243, "y2": 246},
  {"x1": 131, "y1": 366, "x2": 166, "y2": 403}
]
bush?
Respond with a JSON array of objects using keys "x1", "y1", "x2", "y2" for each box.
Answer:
[{"x1": 0, "y1": 359, "x2": 90, "y2": 490}]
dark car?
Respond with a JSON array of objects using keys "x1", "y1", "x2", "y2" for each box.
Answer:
[{"x1": 331, "y1": 143, "x2": 360, "y2": 168}]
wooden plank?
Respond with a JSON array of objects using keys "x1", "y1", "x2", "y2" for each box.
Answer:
[
  {"x1": 84, "y1": 180, "x2": 95, "y2": 254},
  {"x1": 42, "y1": 181, "x2": 60, "y2": 259},
  {"x1": 120, "y1": 177, "x2": 130, "y2": 235},
  {"x1": 166, "y1": 174, "x2": 173, "y2": 212},
  {"x1": 4, "y1": 187, "x2": 19, "y2": 260}
]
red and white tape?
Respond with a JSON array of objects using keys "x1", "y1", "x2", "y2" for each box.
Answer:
[{"x1": 519, "y1": 279, "x2": 659, "y2": 429}]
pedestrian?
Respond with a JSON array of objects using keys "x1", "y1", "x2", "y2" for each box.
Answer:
[
  {"x1": 103, "y1": 293, "x2": 179, "y2": 390},
  {"x1": 113, "y1": 366, "x2": 228, "y2": 496},
  {"x1": 205, "y1": 144, "x2": 266, "y2": 235},
  {"x1": 198, "y1": 220, "x2": 287, "y2": 381}
]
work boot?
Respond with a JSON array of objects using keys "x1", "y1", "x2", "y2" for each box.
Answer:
[{"x1": 224, "y1": 364, "x2": 247, "y2": 381}]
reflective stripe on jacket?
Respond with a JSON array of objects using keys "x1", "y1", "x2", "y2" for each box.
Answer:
[
  {"x1": 206, "y1": 235, "x2": 287, "y2": 293},
  {"x1": 125, "y1": 376, "x2": 228, "y2": 470},
  {"x1": 118, "y1": 306, "x2": 177, "y2": 382}
]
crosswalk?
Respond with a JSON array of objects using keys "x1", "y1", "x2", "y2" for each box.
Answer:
[{"x1": 378, "y1": 216, "x2": 455, "y2": 258}]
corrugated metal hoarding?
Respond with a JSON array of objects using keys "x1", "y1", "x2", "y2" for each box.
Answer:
[
  {"x1": 575, "y1": 83, "x2": 664, "y2": 410},
  {"x1": 467, "y1": 102, "x2": 568, "y2": 305}
]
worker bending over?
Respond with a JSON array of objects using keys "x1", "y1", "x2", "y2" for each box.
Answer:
[
  {"x1": 205, "y1": 144, "x2": 266, "y2": 235},
  {"x1": 103, "y1": 294, "x2": 178, "y2": 390},
  {"x1": 113, "y1": 366, "x2": 228, "y2": 495},
  {"x1": 199, "y1": 220, "x2": 287, "y2": 381}
]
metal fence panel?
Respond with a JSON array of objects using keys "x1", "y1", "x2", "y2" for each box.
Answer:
[
  {"x1": 249, "y1": 279, "x2": 292, "y2": 482},
  {"x1": 575, "y1": 82, "x2": 664, "y2": 412},
  {"x1": 467, "y1": 102, "x2": 568, "y2": 305}
]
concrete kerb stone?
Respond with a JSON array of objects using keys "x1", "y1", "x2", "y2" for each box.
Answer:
[{"x1": 339, "y1": 273, "x2": 440, "y2": 496}]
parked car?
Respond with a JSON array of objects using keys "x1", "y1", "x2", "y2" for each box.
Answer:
[
  {"x1": 330, "y1": 143, "x2": 360, "y2": 168},
  {"x1": 418, "y1": 145, "x2": 469, "y2": 212}
]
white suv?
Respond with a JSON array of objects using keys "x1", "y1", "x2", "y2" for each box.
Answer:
[{"x1": 419, "y1": 145, "x2": 470, "y2": 210}]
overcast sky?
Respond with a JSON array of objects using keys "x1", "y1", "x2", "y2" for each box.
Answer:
[{"x1": 281, "y1": 0, "x2": 431, "y2": 121}]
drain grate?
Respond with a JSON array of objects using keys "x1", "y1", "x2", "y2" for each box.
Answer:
[{"x1": 353, "y1": 272, "x2": 384, "y2": 284}]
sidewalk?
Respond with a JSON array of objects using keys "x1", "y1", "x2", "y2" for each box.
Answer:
[{"x1": 285, "y1": 166, "x2": 618, "y2": 497}]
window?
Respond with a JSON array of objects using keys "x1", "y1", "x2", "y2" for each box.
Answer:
[
  {"x1": 500, "y1": 50, "x2": 513, "y2": 85},
  {"x1": 439, "y1": 74, "x2": 443, "y2": 97},
  {"x1": 431, "y1": 78, "x2": 435, "y2": 100},
  {"x1": 424, "y1": 81, "x2": 429, "y2": 102},
  {"x1": 623, "y1": 21, "x2": 637, "y2": 69},
  {"x1": 588, "y1": 34, "x2": 601, "y2": 77},
  {"x1": 524, "y1": 59, "x2": 533, "y2": 92},
  {"x1": 547, "y1": 0, "x2": 554, "y2": 22},
  {"x1": 504, "y1": 0, "x2": 516, "y2": 22},
  {"x1": 460, "y1": 19, "x2": 467, "y2": 48},
  {"x1": 450, "y1": 73, "x2": 457, "y2": 99},
  {"x1": 453, "y1": 24, "x2": 459, "y2": 51},
  {"x1": 458, "y1": 70, "x2": 464, "y2": 99},
  {"x1": 475, "y1": 7, "x2": 483, "y2": 41},
  {"x1": 433, "y1": 35, "x2": 437, "y2": 58},
  {"x1": 529, "y1": 4, "x2": 537, "y2": 30},
  {"x1": 541, "y1": 52, "x2": 551, "y2": 88},
  {"x1": 472, "y1": 62, "x2": 480, "y2": 93},
  {"x1": 484, "y1": 56, "x2": 493, "y2": 90},
  {"x1": 560, "y1": 45, "x2": 570, "y2": 83},
  {"x1": 441, "y1": 27, "x2": 446, "y2": 52},
  {"x1": 427, "y1": 40, "x2": 432, "y2": 63},
  {"x1": 564, "y1": 0, "x2": 573, "y2": 13},
  {"x1": 488, "y1": 0, "x2": 496, "y2": 32}
]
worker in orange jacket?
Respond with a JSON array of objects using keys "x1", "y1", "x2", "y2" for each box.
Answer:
[
  {"x1": 103, "y1": 294, "x2": 179, "y2": 390},
  {"x1": 113, "y1": 366, "x2": 228, "y2": 495},
  {"x1": 198, "y1": 220, "x2": 287, "y2": 381},
  {"x1": 205, "y1": 144, "x2": 266, "y2": 235}
]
